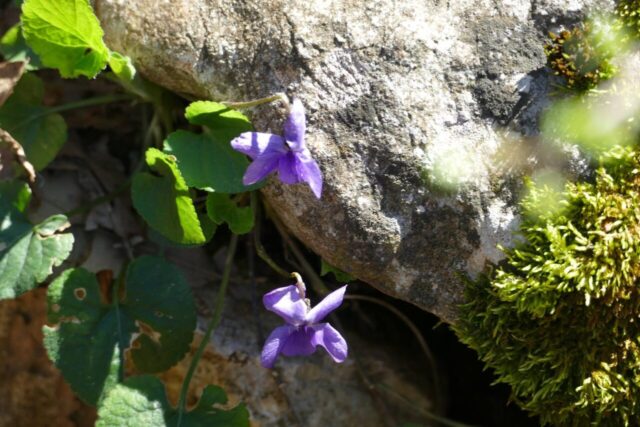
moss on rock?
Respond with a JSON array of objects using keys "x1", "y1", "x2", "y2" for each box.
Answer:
[
  {"x1": 455, "y1": 147, "x2": 640, "y2": 426},
  {"x1": 544, "y1": 23, "x2": 617, "y2": 92}
]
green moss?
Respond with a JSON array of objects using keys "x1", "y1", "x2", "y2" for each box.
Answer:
[
  {"x1": 455, "y1": 147, "x2": 640, "y2": 426},
  {"x1": 544, "y1": 23, "x2": 617, "y2": 92}
]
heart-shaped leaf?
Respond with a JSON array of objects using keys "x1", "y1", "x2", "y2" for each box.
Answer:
[
  {"x1": 21, "y1": 0, "x2": 110, "y2": 78},
  {"x1": 43, "y1": 256, "x2": 197, "y2": 405},
  {"x1": 96, "y1": 375, "x2": 249, "y2": 427},
  {"x1": 132, "y1": 148, "x2": 207, "y2": 245},
  {"x1": 0, "y1": 73, "x2": 67, "y2": 170},
  {"x1": 206, "y1": 193, "x2": 254, "y2": 235},
  {"x1": 164, "y1": 130, "x2": 262, "y2": 194},
  {"x1": 185, "y1": 101, "x2": 252, "y2": 143}
]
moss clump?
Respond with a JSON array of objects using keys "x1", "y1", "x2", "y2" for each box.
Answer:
[
  {"x1": 455, "y1": 147, "x2": 640, "y2": 426},
  {"x1": 616, "y1": 0, "x2": 640, "y2": 40},
  {"x1": 544, "y1": 23, "x2": 617, "y2": 92}
]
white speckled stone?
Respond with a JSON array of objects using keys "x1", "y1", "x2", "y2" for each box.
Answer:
[{"x1": 95, "y1": 0, "x2": 613, "y2": 323}]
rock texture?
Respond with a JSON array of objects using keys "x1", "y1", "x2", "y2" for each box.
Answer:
[{"x1": 95, "y1": 0, "x2": 613, "y2": 322}]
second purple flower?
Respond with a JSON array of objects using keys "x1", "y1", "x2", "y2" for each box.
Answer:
[
  {"x1": 230, "y1": 99, "x2": 323, "y2": 198},
  {"x1": 261, "y1": 280, "x2": 348, "y2": 368}
]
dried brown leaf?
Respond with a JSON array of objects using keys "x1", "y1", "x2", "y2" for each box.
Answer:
[
  {"x1": 0, "y1": 128, "x2": 36, "y2": 183},
  {"x1": 0, "y1": 61, "x2": 26, "y2": 107}
]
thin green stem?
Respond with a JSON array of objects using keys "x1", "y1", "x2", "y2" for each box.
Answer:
[
  {"x1": 251, "y1": 192, "x2": 290, "y2": 278},
  {"x1": 345, "y1": 294, "x2": 443, "y2": 411},
  {"x1": 268, "y1": 205, "x2": 330, "y2": 295},
  {"x1": 47, "y1": 94, "x2": 135, "y2": 115},
  {"x1": 375, "y1": 383, "x2": 477, "y2": 427},
  {"x1": 9, "y1": 94, "x2": 135, "y2": 132},
  {"x1": 64, "y1": 180, "x2": 131, "y2": 218},
  {"x1": 176, "y1": 233, "x2": 239, "y2": 426},
  {"x1": 112, "y1": 269, "x2": 128, "y2": 381},
  {"x1": 223, "y1": 93, "x2": 287, "y2": 110}
]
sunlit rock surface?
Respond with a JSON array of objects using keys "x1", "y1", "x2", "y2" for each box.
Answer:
[{"x1": 96, "y1": 0, "x2": 613, "y2": 323}]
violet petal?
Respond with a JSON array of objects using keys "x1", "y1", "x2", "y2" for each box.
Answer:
[
  {"x1": 311, "y1": 323, "x2": 348, "y2": 363},
  {"x1": 263, "y1": 285, "x2": 308, "y2": 325},
  {"x1": 261, "y1": 325, "x2": 294, "y2": 368},
  {"x1": 278, "y1": 152, "x2": 302, "y2": 184},
  {"x1": 294, "y1": 149, "x2": 323, "y2": 198},
  {"x1": 280, "y1": 326, "x2": 317, "y2": 356},
  {"x1": 283, "y1": 99, "x2": 306, "y2": 151},
  {"x1": 242, "y1": 151, "x2": 282, "y2": 185},
  {"x1": 306, "y1": 285, "x2": 347, "y2": 324},
  {"x1": 231, "y1": 132, "x2": 286, "y2": 159}
]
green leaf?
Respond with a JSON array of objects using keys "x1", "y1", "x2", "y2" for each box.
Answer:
[
  {"x1": 0, "y1": 210, "x2": 73, "y2": 300},
  {"x1": 149, "y1": 213, "x2": 216, "y2": 249},
  {"x1": 43, "y1": 256, "x2": 197, "y2": 405},
  {"x1": 96, "y1": 376, "x2": 250, "y2": 427},
  {"x1": 21, "y1": 0, "x2": 110, "y2": 78},
  {"x1": 198, "y1": 212, "x2": 217, "y2": 241},
  {"x1": 185, "y1": 101, "x2": 253, "y2": 143},
  {"x1": 205, "y1": 193, "x2": 254, "y2": 235},
  {"x1": 108, "y1": 52, "x2": 136, "y2": 82},
  {"x1": 0, "y1": 73, "x2": 67, "y2": 170},
  {"x1": 0, "y1": 180, "x2": 31, "y2": 212},
  {"x1": 0, "y1": 24, "x2": 41, "y2": 70},
  {"x1": 132, "y1": 148, "x2": 206, "y2": 245},
  {"x1": 164, "y1": 130, "x2": 262, "y2": 193},
  {"x1": 320, "y1": 259, "x2": 355, "y2": 283}
]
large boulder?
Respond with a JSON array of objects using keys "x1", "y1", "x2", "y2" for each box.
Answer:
[{"x1": 95, "y1": 0, "x2": 612, "y2": 323}]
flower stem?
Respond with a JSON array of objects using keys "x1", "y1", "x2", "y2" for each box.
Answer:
[
  {"x1": 112, "y1": 271, "x2": 127, "y2": 381},
  {"x1": 267, "y1": 204, "x2": 330, "y2": 296},
  {"x1": 9, "y1": 94, "x2": 135, "y2": 132},
  {"x1": 223, "y1": 93, "x2": 288, "y2": 110},
  {"x1": 250, "y1": 192, "x2": 291, "y2": 278},
  {"x1": 63, "y1": 180, "x2": 131, "y2": 218},
  {"x1": 176, "y1": 233, "x2": 239, "y2": 426},
  {"x1": 47, "y1": 94, "x2": 135, "y2": 115},
  {"x1": 344, "y1": 294, "x2": 443, "y2": 411}
]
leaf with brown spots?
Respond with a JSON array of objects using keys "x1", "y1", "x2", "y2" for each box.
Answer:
[
  {"x1": 42, "y1": 256, "x2": 197, "y2": 405},
  {"x1": 96, "y1": 376, "x2": 249, "y2": 427}
]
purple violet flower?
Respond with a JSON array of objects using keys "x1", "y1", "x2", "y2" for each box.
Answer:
[
  {"x1": 230, "y1": 99, "x2": 323, "y2": 198},
  {"x1": 261, "y1": 281, "x2": 348, "y2": 368}
]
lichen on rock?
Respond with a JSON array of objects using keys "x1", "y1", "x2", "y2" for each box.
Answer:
[{"x1": 455, "y1": 146, "x2": 640, "y2": 426}]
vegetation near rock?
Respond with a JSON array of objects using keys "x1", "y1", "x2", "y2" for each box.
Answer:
[{"x1": 456, "y1": 147, "x2": 640, "y2": 426}]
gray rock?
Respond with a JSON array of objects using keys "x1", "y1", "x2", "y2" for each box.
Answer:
[{"x1": 95, "y1": 0, "x2": 613, "y2": 323}]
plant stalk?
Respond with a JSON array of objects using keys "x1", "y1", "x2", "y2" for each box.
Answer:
[
  {"x1": 222, "y1": 93, "x2": 287, "y2": 110},
  {"x1": 64, "y1": 180, "x2": 131, "y2": 218},
  {"x1": 9, "y1": 94, "x2": 135, "y2": 132},
  {"x1": 176, "y1": 233, "x2": 239, "y2": 425},
  {"x1": 250, "y1": 192, "x2": 291, "y2": 278}
]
